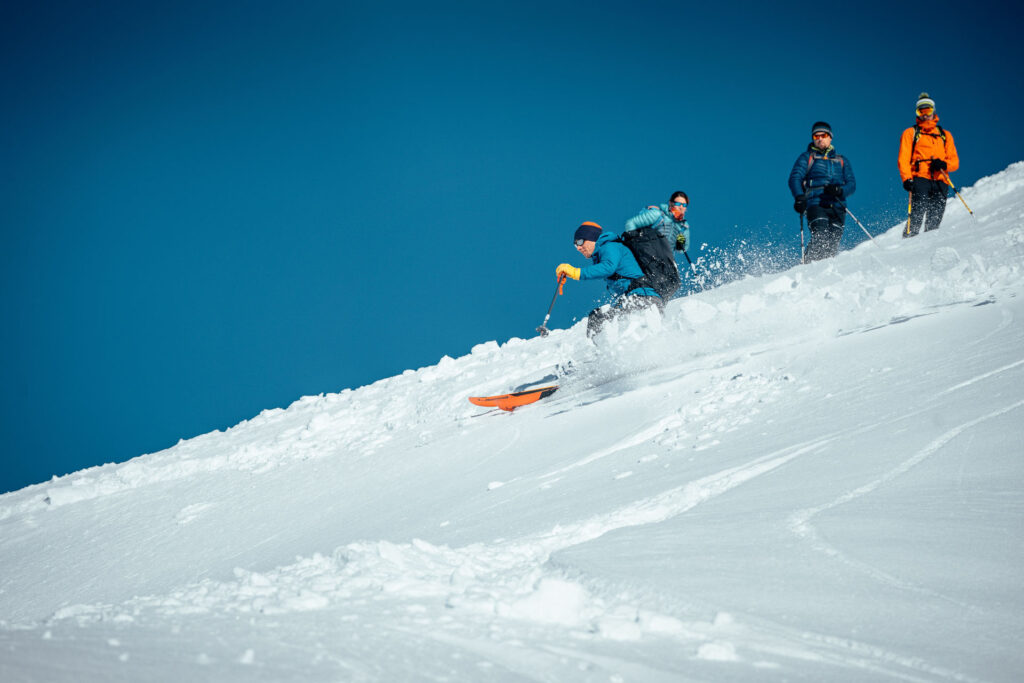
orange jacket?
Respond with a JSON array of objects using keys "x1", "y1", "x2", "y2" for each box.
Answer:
[{"x1": 899, "y1": 116, "x2": 959, "y2": 182}]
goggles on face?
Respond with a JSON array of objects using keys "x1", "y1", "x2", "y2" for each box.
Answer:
[
  {"x1": 812, "y1": 132, "x2": 831, "y2": 140},
  {"x1": 574, "y1": 238, "x2": 586, "y2": 247},
  {"x1": 916, "y1": 107, "x2": 935, "y2": 117},
  {"x1": 671, "y1": 201, "x2": 687, "y2": 208}
]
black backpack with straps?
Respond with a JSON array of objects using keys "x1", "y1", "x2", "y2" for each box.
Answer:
[{"x1": 611, "y1": 226, "x2": 681, "y2": 300}]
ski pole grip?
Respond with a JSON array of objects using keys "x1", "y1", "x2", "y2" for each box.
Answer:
[{"x1": 558, "y1": 273, "x2": 566, "y2": 295}]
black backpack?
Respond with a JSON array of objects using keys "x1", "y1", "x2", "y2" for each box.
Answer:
[{"x1": 612, "y1": 226, "x2": 681, "y2": 300}]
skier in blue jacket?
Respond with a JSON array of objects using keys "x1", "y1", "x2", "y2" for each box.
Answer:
[
  {"x1": 788, "y1": 122, "x2": 856, "y2": 262},
  {"x1": 556, "y1": 221, "x2": 661, "y2": 338},
  {"x1": 624, "y1": 191, "x2": 691, "y2": 254}
]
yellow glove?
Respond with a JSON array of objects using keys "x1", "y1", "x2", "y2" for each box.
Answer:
[{"x1": 556, "y1": 264, "x2": 580, "y2": 281}]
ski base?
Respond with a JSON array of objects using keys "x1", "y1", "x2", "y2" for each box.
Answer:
[{"x1": 467, "y1": 385, "x2": 558, "y2": 412}]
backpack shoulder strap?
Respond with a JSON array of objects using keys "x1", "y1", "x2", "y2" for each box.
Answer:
[
  {"x1": 806, "y1": 150, "x2": 843, "y2": 174},
  {"x1": 910, "y1": 124, "x2": 921, "y2": 162}
]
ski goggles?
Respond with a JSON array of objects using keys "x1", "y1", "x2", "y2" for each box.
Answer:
[
  {"x1": 916, "y1": 107, "x2": 935, "y2": 117},
  {"x1": 670, "y1": 200, "x2": 687, "y2": 208},
  {"x1": 812, "y1": 132, "x2": 831, "y2": 140},
  {"x1": 574, "y1": 238, "x2": 586, "y2": 247}
]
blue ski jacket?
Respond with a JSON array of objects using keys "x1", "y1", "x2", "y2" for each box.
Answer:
[
  {"x1": 580, "y1": 232, "x2": 660, "y2": 300},
  {"x1": 788, "y1": 144, "x2": 856, "y2": 209},
  {"x1": 624, "y1": 204, "x2": 690, "y2": 253}
]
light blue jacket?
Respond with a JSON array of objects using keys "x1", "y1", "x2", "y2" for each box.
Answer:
[
  {"x1": 580, "y1": 232, "x2": 659, "y2": 300},
  {"x1": 624, "y1": 204, "x2": 690, "y2": 253}
]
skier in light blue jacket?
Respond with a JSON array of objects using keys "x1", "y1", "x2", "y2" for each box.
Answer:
[{"x1": 624, "y1": 190, "x2": 691, "y2": 254}]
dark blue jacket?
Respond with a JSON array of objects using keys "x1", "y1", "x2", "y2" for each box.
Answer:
[
  {"x1": 580, "y1": 232, "x2": 659, "y2": 300},
  {"x1": 788, "y1": 144, "x2": 856, "y2": 209}
]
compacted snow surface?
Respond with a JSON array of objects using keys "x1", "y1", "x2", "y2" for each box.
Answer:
[{"x1": 2, "y1": 163, "x2": 1023, "y2": 682}]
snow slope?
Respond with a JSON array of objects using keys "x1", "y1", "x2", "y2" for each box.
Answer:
[{"x1": 2, "y1": 163, "x2": 1023, "y2": 682}]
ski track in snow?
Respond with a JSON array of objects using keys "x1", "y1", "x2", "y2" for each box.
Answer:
[
  {"x1": 789, "y1": 397, "x2": 1024, "y2": 607},
  {"x1": 937, "y1": 358, "x2": 1024, "y2": 396}
]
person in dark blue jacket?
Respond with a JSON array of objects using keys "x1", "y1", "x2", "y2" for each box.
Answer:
[
  {"x1": 556, "y1": 221, "x2": 662, "y2": 337},
  {"x1": 788, "y1": 121, "x2": 856, "y2": 262}
]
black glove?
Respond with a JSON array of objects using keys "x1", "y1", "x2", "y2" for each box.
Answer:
[
  {"x1": 930, "y1": 159, "x2": 947, "y2": 173},
  {"x1": 823, "y1": 184, "x2": 844, "y2": 198},
  {"x1": 903, "y1": 178, "x2": 914, "y2": 192},
  {"x1": 793, "y1": 197, "x2": 807, "y2": 214}
]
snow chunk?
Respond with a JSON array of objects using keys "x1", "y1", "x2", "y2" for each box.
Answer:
[
  {"x1": 499, "y1": 578, "x2": 591, "y2": 626},
  {"x1": 697, "y1": 641, "x2": 739, "y2": 661},
  {"x1": 931, "y1": 247, "x2": 961, "y2": 272},
  {"x1": 278, "y1": 590, "x2": 330, "y2": 612},
  {"x1": 680, "y1": 299, "x2": 718, "y2": 325},
  {"x1": 881, "y1": 284, "x2": 903, "y2": 302},
  {"x1": 906, "y1": 279, "x2": 927, "y2": 295},
  {"x1": 471, "y1": 341, "x2": 500, "y2": 356},
  {"x1": 597, "y1": 605, "x2": 642, "y2": 641},
  {"x1": 763, "y1": 275, "x2": 796, "y2": 294},
  {"x1": 737, "y1": 293, "x2": 764, "y2": 315},
  {"x1": 640, "y1": 612, "x2": 687, "y2": 635}
]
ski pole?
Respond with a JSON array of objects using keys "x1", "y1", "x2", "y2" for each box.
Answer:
[
  {"x1": 942, "y1": 172, "x2": 975, "y2": 219},
  {"x1": 844, "y1": 207, "x2": 881, "y2": 248},
  {"x1": 682, "y1": 250, "x2": 697, "y2": 274},
  {"x1": 905, "y1": 191, "x2": 913, "y2": 237},
  {"x1": 799, "y1": 212, "x2": 806, "y2": 264},
  {"x1": 536, "y1": 274, "x2": 566, "y2": 337}
]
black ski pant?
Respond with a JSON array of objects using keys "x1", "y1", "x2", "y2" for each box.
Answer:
[
  {"x1": 804, "y1": 204, "x2": 845, "y2": 262},
  {"x1": 587, "y1": 293, "x2": 664, "y2": 338},
  {"x1": 905, "y1": 177, "x2": 949, "y2": 237}
]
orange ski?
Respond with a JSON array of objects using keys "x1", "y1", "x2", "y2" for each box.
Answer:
[{"x1": 468, "y1": 385, "x2": 558, "y2": 412}]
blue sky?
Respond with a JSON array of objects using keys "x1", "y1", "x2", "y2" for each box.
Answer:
[{"x1": 2, "y1": 0, "x2": 1021, "y2": 494}]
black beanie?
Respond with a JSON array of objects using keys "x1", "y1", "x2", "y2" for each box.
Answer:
[
  {"x1": 811, "y1": 121, "x2": 832, "y2": 137},
  {"x1": 573, "y1": 221, "x2": 602, "y2": 243}
]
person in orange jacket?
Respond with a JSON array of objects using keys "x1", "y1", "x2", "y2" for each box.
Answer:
[{"x1": 898, "y1": 92, "x2": 960, "y2": 237}]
